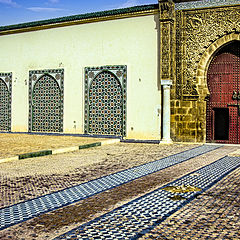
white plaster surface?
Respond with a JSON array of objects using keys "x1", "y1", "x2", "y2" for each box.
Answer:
[{"x1": 0, "y1": 15, "x2": 161, "y2": 140}]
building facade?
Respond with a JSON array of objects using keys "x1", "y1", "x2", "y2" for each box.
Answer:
[{"x1": 0, "y1": 0, "x2": 240, "y2": 143}]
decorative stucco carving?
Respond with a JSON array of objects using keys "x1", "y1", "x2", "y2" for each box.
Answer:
[
  {"x1": 176, "y1": 5, "x2": 240, "y2": 99},
  {"x1": 161, "y1": 23, "x2": 171, "y2": 79},
  {"x1": 159, "y1": 0, "x2": 176, "y2": 83},
  {"x1": 182, "y1": 80, "x2": 198, "y2": 100},
  {"x1": 159, "y1": 0, "x2": 175, "y2": 20},
  {"x1": 175, "y1": 10, "x2": 183, "y2": 99}
]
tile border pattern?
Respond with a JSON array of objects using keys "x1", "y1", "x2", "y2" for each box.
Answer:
[
  {"x1": 0, "y1": 72, "x2": 12, "y2": 132},
  {"x1": 28, "y1": 69, "x2": 64, "y2": 133}
]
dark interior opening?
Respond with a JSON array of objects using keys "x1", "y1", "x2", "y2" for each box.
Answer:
[{"x1": 214, "y1": 108, "x2": 229, "y2": 140}]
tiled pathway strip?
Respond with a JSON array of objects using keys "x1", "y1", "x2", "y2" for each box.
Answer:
[
  {"x1": 54, "y1": 156, "x2": 240, "y2": 240},
  {"x1": 139, "y1": 166, "x2": 240, "y2": 239},
  {"x1": 0, "y1": 145, "x2": 219, "y2": 230}
]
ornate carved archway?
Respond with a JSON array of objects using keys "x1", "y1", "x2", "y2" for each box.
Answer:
[
  {"x1": 195, "y1": 33, "x2": 240, "y2": 142},
  {"x1": 170, "y1": 4, "x2": 240, "y2": 143},
  {"x1": 206, "y1": 41, "x2": 240, "y2": 143},
  {"x1": 196, "y1": 33, "x2": 240, "y2": 98}
]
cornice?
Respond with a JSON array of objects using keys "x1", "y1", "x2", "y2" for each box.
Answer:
[
  {"x1": 177, "y1": 3, "x2": 240, "y2": 12},
  {"x1": 175, "y1": 0, "x2": 240, "y2": 11},
  {"x1": 0, "y1": 4, "x2": 159, "y2": 36}
]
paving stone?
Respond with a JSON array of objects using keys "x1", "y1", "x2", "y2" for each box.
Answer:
[
  {"x1": 140, "y1": 166, "x2": 240, "y2": 239},
  {"x1": 0, "y1": 145, "x2": 219, "y2": 231},
  {"x1": 54, "y1": 156, "x2": 240, "y2": 239},
  {"x1": 0, "y1": 143, "x2": 197, "y2": 208}
]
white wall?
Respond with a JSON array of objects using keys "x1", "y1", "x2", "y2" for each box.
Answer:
[{"x1": 0, "y1": 14, "x2": 161, "y2": 140}]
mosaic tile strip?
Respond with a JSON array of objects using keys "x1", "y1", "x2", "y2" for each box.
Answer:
[
  {"x1": 54, "y1": 155, "x2": 240, "y2": 240},
  {"x1": 0, "y1": 73, "x2": 12, "y2": 132},
  {"x1": 141, "y1": 166, "x2": 240, "y2": 239},
  {"x1": 84, "y1": 66, "x2": 127, "y2": 136},
  {"x1": 0, "y1": 145, "x2": 219, "y2": 231},
  {"x1": 29, "y1": 69, "x2": 64, "y2": 133},
  {"x1": 175, "y1": 0, "x2": 240, "y2": 10}
]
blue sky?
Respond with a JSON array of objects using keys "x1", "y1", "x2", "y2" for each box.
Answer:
[{"x1": 0, "y1": 0, "x2": 157, "y2": 26}]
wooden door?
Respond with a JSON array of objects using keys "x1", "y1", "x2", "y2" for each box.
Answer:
[{"x1": 206, "y1": 41, "x2": 240, "y2": 144}]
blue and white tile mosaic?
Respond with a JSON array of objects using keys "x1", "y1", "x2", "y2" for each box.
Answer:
[
  {"x1": 0, "y1": 145, "x2": 219, "y2": 231},
  {"x1": 84, "y1": 66, "x2": 127, "y2": 137},
  {"x1": 0, "y1": 73, "x2": 12, "y2": 132},
  {"x1": 55, "y1": 155, "x2": 240, "y2": 240},
  {"x1": 29, "y1": 69, "x2": 64, "y2": 133},
  {"x1": 175, "y1": 0, "x2": 240, "y2": 10}
]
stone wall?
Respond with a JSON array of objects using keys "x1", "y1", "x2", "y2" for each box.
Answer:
[{"x1": 171, "y1": 5, "x2": 240, "y2": 142}]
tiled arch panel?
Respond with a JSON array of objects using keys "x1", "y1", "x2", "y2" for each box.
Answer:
[
  {"x1": 0, "y1": 73, "x2": 12, "y2": 132},
  {"x1": 29, "y1": 69, "x2": 64, "y2": 133},
  {"x1": 84, "y1": 66, "x2": 127, "y2": 136}
]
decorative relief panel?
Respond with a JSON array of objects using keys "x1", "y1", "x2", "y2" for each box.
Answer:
[
  {"x1": 0, "y1": 73, "x2": 12, "y2": 131},
  {"x1": 29, "y1": 69, "x2": 64, "y2": 133},
  {"x1": 84, "y1": 66, "x2": 127, "y2": 136},
  {"x1": 159, "y1": 0, "x2": 176, "y2": 82},
  {"x1": 175, "y1": 0, "x2": 240, "y2": 10},
  {"x1": 161, "y1": 23, "x2": 171, "y2": 79},
  {"x1": 175, "y1": 11, "x2": 183, "y2": 99},
  {"x1": 176, "y1": 5, "x2": 240, "y2": 99}
]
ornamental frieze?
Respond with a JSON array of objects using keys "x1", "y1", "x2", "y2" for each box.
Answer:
[
  {"x1": 159, "y1": 0, "x2": 176, "y2": 83},
  {"x1": 176, "y1": 5, "x2": 240, "y2": 99}
]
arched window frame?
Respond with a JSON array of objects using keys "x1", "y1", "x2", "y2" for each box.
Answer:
[
  {"x1": 84, "y1": 65, "x2": 127, "y2": 137},
  {"x1": 0, "y1": 72, "x2": 12, "y2": 132},
  {"x1": 29, "y1": 69, "x2": 64, "y2": 132}
]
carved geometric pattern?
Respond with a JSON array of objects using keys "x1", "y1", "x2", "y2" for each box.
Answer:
[
  {"x1": 0, "y1": 73, "x2": 12, "y2": 132},
  {"x1": 84, "y1": 66, "x2": 127, "y2": 136},
  {"x1": 161, "y1": 23, "x2": 171, "y2": 79},
  {"x1": 182, "y1": 80, "x2": 198, "y2": 97},
  {"x1": 159, "y1": 0, "x2": 175, "y2": 83},
  {"x1": 176, "y1": 0, "x2": 240, "y2": 10},
  {"x1": 175, "y1": 11, "x2": 183, "y2": 99},
  {"x1": 176, "y1": 5, "x2": 240, "y2": 99},
  {"x1": 29, "y1": 69, "x2": 64, "y2": 133}
]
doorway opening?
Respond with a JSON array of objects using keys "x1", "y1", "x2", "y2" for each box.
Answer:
[
  {"x1": 213, "y1": 108, "x2": 229, "y2": 141},
  {"x1": 206, "y1": 41, "x2": 240, "y2": 144}
]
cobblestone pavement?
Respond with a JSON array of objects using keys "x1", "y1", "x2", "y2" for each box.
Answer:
[
  {"x1": 54, "y1": 155, "x2": 240, "y2": 239},
  {"x1": 139, "y1": 167, "x2": 240, "y2": 240},
  {"x1": 0, "y1": 133, "x2": 105, "y2": 158},
  {"x1": 0, "y1": 145, "x2": 220, "y2": 231},
  {"x1": 0, "y1": 143, "x2": 238, "y2": 240},
  {"x1": 0, "y1": 143, "x2": 197, "y2": 208}
]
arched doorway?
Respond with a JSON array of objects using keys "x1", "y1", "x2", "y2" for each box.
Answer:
[
  {"x1": 206, "y1": 41, "x2": 240, "y2": 143},
  {"x1": 31, "y1": 74, "x2": 62, "y2": 132},
  {"x1": 88, "y1": 71, "x2": 123, "y2": 136},
  {"x1": 0, "y1": 77, "x2": 11, "y2": 131}
]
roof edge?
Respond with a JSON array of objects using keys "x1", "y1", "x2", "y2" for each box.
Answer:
[{"x1": 0, "y1": 4, "x2": 159, "y2": 34}]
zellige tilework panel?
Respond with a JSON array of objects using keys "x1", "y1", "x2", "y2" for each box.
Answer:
[
  {"x1": 0, "y1": 145, "x2": 219, "y2": 231},
  {"x1": 85, "y1": 66, "x2": 127, "y2": 136},
  {"x1": 29, "y1": 69, "x2": 64, "y2": 133},
  {"x1": 0, "y1": 73, "x2": 12, "y2": 132},
  {"x1": 55, "y1": 156, "x2": 240, "y2": 240}
]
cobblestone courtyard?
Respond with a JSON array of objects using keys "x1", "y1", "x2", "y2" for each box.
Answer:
[{"x1": 0, "y1": 134, "x2": 240, "y2": 239}]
